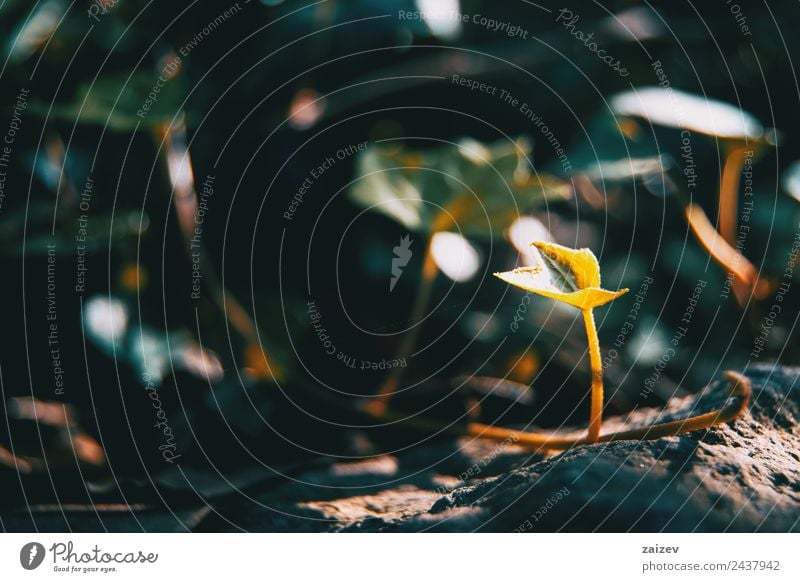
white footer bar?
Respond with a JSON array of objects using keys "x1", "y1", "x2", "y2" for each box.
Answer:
[{"x1": 0, "y1": 533, "x2": 796, "y2": 580}]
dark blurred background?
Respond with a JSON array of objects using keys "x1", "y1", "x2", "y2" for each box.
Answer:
[{"x1": 1, "y1": 0, "x2": 799, "y2": 528}]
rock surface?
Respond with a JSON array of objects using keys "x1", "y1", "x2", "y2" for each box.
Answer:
[{"x1": 3, "y1": 365, "x2": 799, "y2": 532}]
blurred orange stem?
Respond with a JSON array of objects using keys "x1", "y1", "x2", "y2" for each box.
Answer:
[
  {"x1": 368, "y1": 238, "x2": 437, "y2": 416},
  {"x1": 685, "y1": 203, "x2": 757, "y2": 288},
  {"x1": 719, "y1": 146, "x2": 750, "y2": 246}
]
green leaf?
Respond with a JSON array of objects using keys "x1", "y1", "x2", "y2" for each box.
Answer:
[
  {"x1": 29, "y1": 72, "x2": 184, "y2": 131},
  {"x1": 495, "y1": 241, "x2": 628, "y2": 310},
  {"x1": 349, "y1": 138, "x2": 571, "y2": 237}
]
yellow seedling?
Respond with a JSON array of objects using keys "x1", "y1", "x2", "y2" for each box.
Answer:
[
  {"x1": 361, "y1": 241, "x2": 751, "y2": 451},
  {"x1": 483, "y1": 241, "x2": 751, "y2": 448},
  {"x1": 495, "y1": 241, "x2": 628, "y2": 441},
  {"x1": 345, "y1": 239, "x2": 751, "y2": 451}
]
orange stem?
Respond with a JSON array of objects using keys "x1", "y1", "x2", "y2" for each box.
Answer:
[
  {"x1": 583, "y1": 308, "x2": 604, "y2": 443},
  {"x1": 367, "y1": 238, "x2": 437, "y2": 416},
  {"x1": 382, "y1": 371, "x2": 751, "y2": 452},
  {"x1": 719, "y1": 146, "x2": 749, "y2": 246},
  {"x1": 685, "y1": 203, "x2": 757, "y2": 287}
]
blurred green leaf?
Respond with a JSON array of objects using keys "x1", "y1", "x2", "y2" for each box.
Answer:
[
  {"x1": 29, "y1": 72, "x2": 184, "y2": 131},
  {"x1": 349, "y1": 138, "x2": 571, "y2": 237}
]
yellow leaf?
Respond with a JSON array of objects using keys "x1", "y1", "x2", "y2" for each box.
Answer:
[
  {"x1": 532, "y1": 241, "x2": 601, "y2": 289},
  {"x1": 495, "y1": 241, "x2": 628, "y2": 310}
]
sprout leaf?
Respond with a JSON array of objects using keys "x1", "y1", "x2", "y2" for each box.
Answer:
[{"x1": 495, "y1": 241, "x2": 628, "y2": 310}]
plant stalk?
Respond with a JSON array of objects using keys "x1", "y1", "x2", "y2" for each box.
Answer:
[
  {"x1": 381, "y1": 371, "x2": 751, "y2": 452},
  {"x1": 719, "y1": 145, "x2": 750, "y2": 246},
  {"x1": 582, "y1": 308, "x2": 604, "y2": 443},
  {"x1": 367, "y1": 238, "x2": 437, "y2": 416}
]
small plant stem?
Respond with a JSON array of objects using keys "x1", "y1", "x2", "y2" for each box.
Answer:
[
  {"x1": 582, "y1": 308, "x2": 604, "y2": 443},
  {"x1": 381, "y1": 371, "x2": 751, "y2": 452},
  {"x1": 683, "y1": 202, "x2": 773, "y2": 304},
  {"x1": 684, "y1": 203, "x2": 755, "y2": 284},
  {"x1": 155, "y1": 124, "x2": 281, "y2": 380},
  {"x1": 367, "y1": 238, "x2": 437, "y2": 417},
  {"x1": 719, "y1": 145, "x2": 749, "y2": 246}
]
